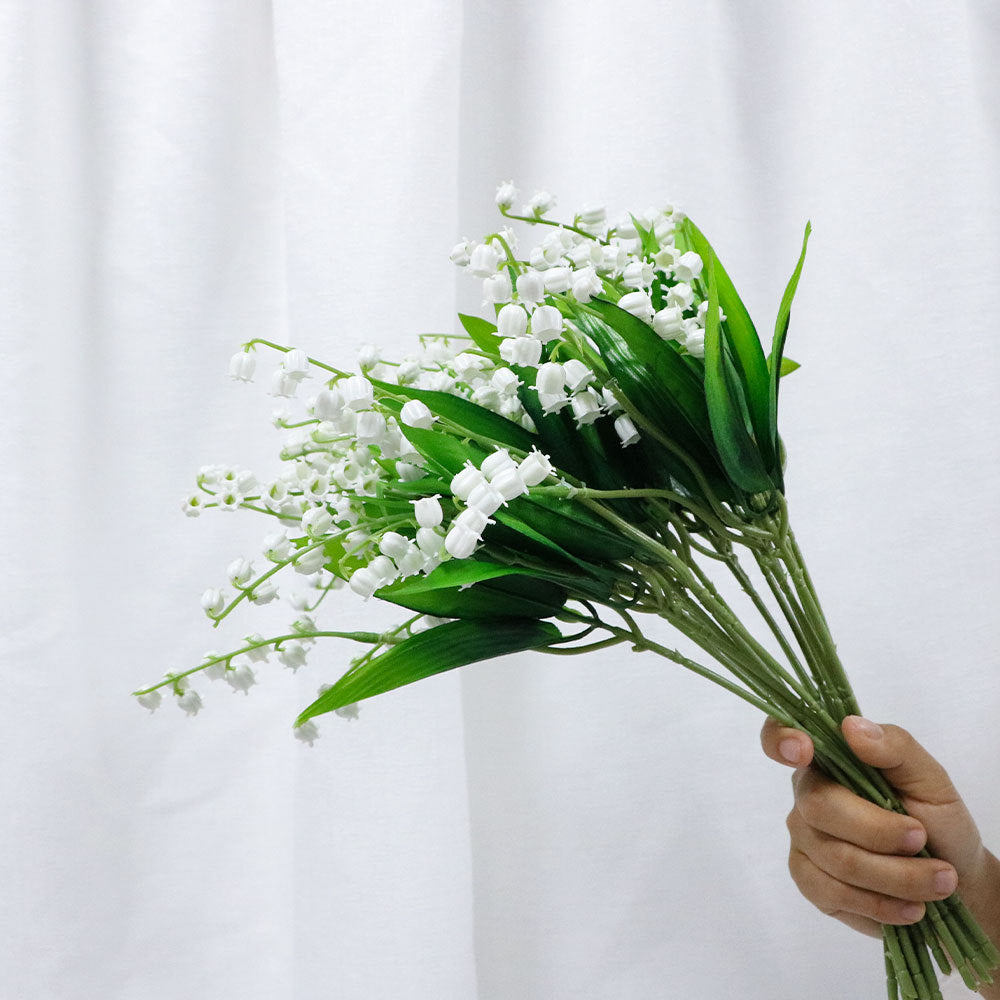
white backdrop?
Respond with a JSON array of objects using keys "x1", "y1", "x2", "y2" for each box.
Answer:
[{"x1": 2, "y1": 2, "x2": 998, "y2": 998}]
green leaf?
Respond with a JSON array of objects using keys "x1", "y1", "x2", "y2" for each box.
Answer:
[
  {"x1": 681, "y1": 219, "x2": 775, "y2": 473},
  {"x1": 372, "y1": 379, "x2": 536, "y2": 454},
  {"x1": 379, "y1": 572, "x2": 567, "y2": 621},
  {"x1": 380, "y1": 559, "x2": 531, "y2": 594},
  {"x1": 768, "y1": 222, "x2": 811, "y2": 486},
  {"x1": 458, "y1": 313, "x2": 503, "y2": 356},
  {"x1": 777, "y1": 356, "x2": 800, "y2": 377},
  {"x1": 703, "y1": 254, "x2": 775, "y2": 495},
  {"x1": 295, "y1": 619, "x2": 561, "y2": 722},
  {"x1": 629, "y1": 213, "x2": 660, "y2": 257},
  {"x1": 399, "y1": 425, "x2": 488, "y2": 478}
]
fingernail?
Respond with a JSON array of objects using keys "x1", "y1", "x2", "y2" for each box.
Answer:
[
  {"x1": 934, "y1": 869, "x2": 958, "y2": 895},
  {"x1": 778, "y1": 739, "x2": 802, "y2": 764},
  {"x1": 901, "y1": 828, "x2": 925, "y2": 852},
  {"x1": 847, "y1": 716, "x2": 884, "y2": 739},
  {"x1": 901, "y1": 902, "x2": 924, "y2": 922}
]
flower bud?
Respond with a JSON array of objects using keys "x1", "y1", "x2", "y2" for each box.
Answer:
[
  {"x1": 529, "y1": 305, "x2": 563, "y2": 343},
  {"x1": 357, "y1": 343, "x2": 380, "y2": 370},
  {"x1": 227, "y1": 558, "x2": 254, "y2": 587},
  {"x1": 228, "y1": 351, "x2": 256, "y2": 382},
  {"x1": 444, "y1": 524, "x2": 479, "y2": 559},
  {"x1": 249, "y1": 580, "x2": 279, "y2": 605},
  {"x1": 491, "y1": 367, "x2": 521, "y2": 397},
  {"x1": 412, "y1": 495, "x2": 443, "y2": 527},
  {"x1": 497, "y1": 303, "x2": 528, "y2": 339},
  {"x1": 292, "y1": 546, "x2": 328, "y2": 574},
  {"x1": 449, "y1": 238, "x2": 473, "y2": 267},
  {"x1": 614, "y1": 414, "x2": 641, "y2": 447},
  {"x1": 515, "y1": 270, "x2": 545, "y2": 303},
  {"x1": 577, "y1": 203, "x2": 607, "y2": 229},
  {"x1": 517, "y1": 449, "x2": 553, "y2": 486},
  {"x1": 527, "y1": 190, "x2": 556, "y2": 216},
  {"x1": 201, "y1": 588, "x2": 225, "y2": 617},
  {"x1": 263, "y1": 530, "x2": 293, "y2": 562},
  {"x1": 135, "y1": 690, "x2": 162, "y2": 712},
  {"x1": 400, "y1": 399, "x2": 435, "y2": 429},
  {"x1": 495, "y1": 180, "x2": 518, "y2": 210}
]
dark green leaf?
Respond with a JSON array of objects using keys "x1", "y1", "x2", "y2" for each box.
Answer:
[
  {"x1": 379, "y1": 572, "x2": 567, "y2": 621},
  {"x1": 703, "y1": 254, "x2": 775, "y2": 494},
  {"x1": 399, "y1": 425, "x2": 488, "y2": 478},
  {"x1": 681, "y1": 219, "x2": 775, "y2": 473},
  {"x1": 295, "y1": 619, "x2": 561, "y2": 722}
]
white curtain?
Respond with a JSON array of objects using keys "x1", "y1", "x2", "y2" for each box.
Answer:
[{"x1": 2, "y1": 2, "x2": 998, "y2": 998}]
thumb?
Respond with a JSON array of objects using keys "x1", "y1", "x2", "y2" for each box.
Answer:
[{"x1": 841, "y1": 716, "x2": 960, "y2": 807}]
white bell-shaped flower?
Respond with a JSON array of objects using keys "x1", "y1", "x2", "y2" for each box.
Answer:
[
  {"x1": 450, "y1": 463, "x2": 487, "y2": 501},
  {"x1": 466, "y1": 480, "x2": 505, "y2": 515},
  {"x1": 529, "y1": 305, "x2": 563, "y2": 343},
  {"x1": 396, "y1": 461, "x2": 426, "y2": 481},
  {"x1": 601, "y1": 386, "x2": 623, "y2": 413},
  {"x1": 571, "y1": 267, "x2": 603, "y2": 304},
  {"x1": 357, "y1": 343, "x2": 381, "y2": 370},
  {"x1": 483, "y1": 271, "x2": 513, "y2": 305},
  {"x1": 491, "y1": 367, "x2": 521, "y2": 398},
  {"x1": 471, "y1": 383, "x2": 501, "y2": 410},
  {"x1": 292, "y1": 545, "x2": 328, "y2": 575},
  {"x1": 562, "y1": 359, "x2": 595, "y2": 392},
  {"x1": 412, "y1": 495, "x2": 443, "y2": 527},
  {"x1": 499, "y1": 337, "x2": 541, "y2": 367},
  {"x1": 467, "y1": 242, "x2": 501, "y2": 278},
  {"x1": 349, "y1": 566, "x2": 381, "y2": 599},
  {"x1": 673, "y1": 250, "x2": 704, "y2": 283},
  {"x1": 282, "y1": 348, "x2": 311, "y2": 380},
  {"x1": 368, "y1": 555, "x2": 398, "y2": 587},
  {"x1": 490, "y1": 467, "x2": 528, "y2": 501},
  {"x1": 356, "y1": 410, "x2": 387, "y2": 444},
  {"x1": 542, "y1": 266, "x2": 572, "y2": 293},
  {"x1": 397, "y1": 543, "x2": 426, "y2": 577},
  {"x1": 341, "y1": 375, "x2": 375, "y2": 411},
  {"x1": 684, "y1": 330, "x2": 706, "y2": 358},
  {"x1": 653, "y1": 306, "x2": 685, "y2": 341},
  {"x1": 294, "y1": 720, "x2": 320, "y2": 746},
  {"x1": 177, "y1": 689, "x2": 203, "y2": 716},
  {"x1": 527, "y1": 190, "x2": 556, "y2": 217},
  {"x1": 226, "y1": 663, "x2": 256, "y2": 695},
  {"x1": 515, "y1": 270, "x2": 545, "y2": 304},
  {"x1": 379, "y1": 531, "x2": 410, "y2": 562},
  {"x1": 571, "y1": 388, "x2": 603, "y2": 427},
  {"x1": 228, "y1": 351, "x2": 256, "y2": 382},
  {"x1": 278, "y1": 640, "x2": 308, "y2": 671},
  {"x1": 497, "y1": 303, "x2": 528, "y2": 339},
  {"x1": 599, "y1": 244, "x2": 627, "y2": 275},
  {"x1": 481, "y1": 449, "x2": 517, "y2": 480},
  {"x1": 666, "y1": 282, "x2": 695, "y2": 311},
  {"x1": 452, "y1": 352, "x2": 488, "y2": 382},
  {"x1": 454, "y1": 507, "x2": 490, "y2": 536},
  {"x1": 301, "y1": 506, "x2": 334, "y2": 537},
  {"x1": 617, "y1": 290, "x2": 655, "y2": 323},
  {"x1": 517, "y1": 449, "x2": 553, "y2": 486},
  {"x1": 444, "y1": 524, "x2": 479, "y2": 559},
  {"x1": 136, "y1": 690, "x2": 162, "y2": 712},
  {"x1": 414, "y1": 528, "x2": 443, "y2": 563},
  {"x1": 577, "y1": 203, "x2": 607, "y2": 231},
  {"x1": 263, "y1": 530, "x2": 292, "y2": 562},
  {"x1": 449, "y1": 238, "x2": 473, "y2": 267},
  {"x1": 614, "y1": 414, "x2": 641, "y2": 447},
  {"x1": 270, "y1": 369, "x2": 299, "y2": 398},
  {"x1": 538, "y1": 391, "x2": 569, "y2": 414},
  {"x1": 535, "y1": 361, "x2": 565, "y2": 395}
]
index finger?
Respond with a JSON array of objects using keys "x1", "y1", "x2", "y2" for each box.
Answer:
[{"x1": 760, "y1": 716, "x2": 815, "y2": 768}]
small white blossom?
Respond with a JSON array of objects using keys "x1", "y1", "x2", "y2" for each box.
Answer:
[
  {"x1": 228, "y1": 351, "x2": 256, "y2": 382},
  {"x1": 614, "y1": 414, "x2": 641, "y2": 447},
  {"x1": 529, "y1": 305, "x2": 563, "y2": 343},
  {"x1": 622, "y1": 260, "x2": 655, "y2": 289},
  {"x1": 181, "y1": 494, "x2": 203, "y2": 517},
  {"x1": 491, "y1": 368, "x2": 521, "y2": 398},
  {"x1": 490, "y1": 467, "x2": 528, "y2": 501},
  {"x1": 282, "y1": 348, "x2": 311, "y2": 380},
  {"x1": 499, "y1": 337, "x2": 542, "y2": 366},
  {"x1": 466, "y1": 480, "x2": 505, "y2": 515},
  {"x1": 570, "y1": 388, "x2": 603, "y2": 427},
  {"x1": 653, "y1": 306, "x2": 685, "y2": 341},
  {"x1": 450, "y1": 464, "x2": 487, "y2": 501},
  {"x1": 357, "y1": 344, "x2": 380, "y2": 370},
  {"x1": 497, "y1": 303, "x2": 529, "y2": 339},
  {"x1": 562, "y1": 359, "x2": 595, "y2": 392},
  {"x1": 294, "y1": 720, "x2": 320, "y2": 746},
  {"x1": 243, "y1": 636, "x2": 270, "y2": 663},
  {"x1": 481, "y1": 449, "x2": 517, "y2": 480},
  {"x1": 684, "y1": 330, "x2": 706, "y2": 358},
  {"x1": 467, "y1": 242, "x2": 502, "y2": 278},
  {"x1": 538, "y1": 391, "x2": 570, "y2": 414},
  {"x1": 349, "y1": 565, "x2": 381, "y2": 599},
  {"x1": 535, "y1": 361, "x2": 565, "y2": 395},
  {"x1": 201, "y1": 588, "x2": 225, "y2": 617},
  {"x1": 542, "y1": 266, "x2": 572, "y2": 294},
  {"x1": 526, "y1": 190, "x2": 556, "y2": 217},
  {"x1": 270, "y1": 369, "x2": 299, "y2": 398},
  {"x1": 135, "y1": 690, "x2": 162, "y2": 712},
  {"x1": 356, "y1": 410, "x2": 387, "y2": 444},
  {"x1": 293, "y1": 545, "x2": 328, "y2": 575},
  {"x1": 177, "y1": 689, "x2": 203, "y2": 716},
  {"x1": 483, "y1": 271, "x2": 513, "y2": 305},
  {"x1": 515, "y1": 270, "x2": 545, "y2": 304},
  {"x1": 673, "y1": 250, "x2": 704, "y2": 283},
  {"x1": 400, "y1": 399, "x2": 436, "y2": 429},
  {"x1": 450, "y1": 237, "x2": 473, "y2": 267},
  {"x1": 618, "y1": 290, "x2": 655, "y2": 322},
  {"x1": 666, "y1": 282, "x2": 695, "y2": 311},
  {"x1": 571, "y1": 267, "x2": 603, "y2": 304},
  {"x1": 495, "y1": 180, "x2": 518, "y2": 210},
  {"x1": 249, "y1": 580, "x2": 279, "y2": 605},
  {"x1": 227, "y1": 557, "x2": 255, "y2": 587},
  {"x1": 341, "y1": 375, "x2": 375, "y2": 411},
  {"x1": 517, "y1": 449, "x2": 553, "y2": 486},
  {"x1": 263, "y1": 530, "x2": 293, "y2": 562},
  {"x1": 226, "y1": 662, "x2": 256, "y2": 695},
  {"x1": 334, "y1": 703, "x2": 360, "y2": 721},
  {"x1": 445, "y1": 524, "x2": 480, "y2": 559},
  {"x1": 278, "y1": 640, "x2": 308, "y2": 671},
  {"x1": 412, "y1": 495, "x2": 443, "y2": 527},
  {"x1": 379, "y1": 531, "x2": 410, "y2": 561},
  {"x1": 415, "y1": 526, "x2": 445, "y2": 557}
]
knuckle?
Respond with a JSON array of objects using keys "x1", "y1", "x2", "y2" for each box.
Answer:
[{"x1": 826, "y1": 841, "x2": 860, "y2": 882}]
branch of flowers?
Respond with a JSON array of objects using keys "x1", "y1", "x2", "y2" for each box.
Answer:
[
  {"x1": 132, "y1": 628, "x2": 397, "y2": 696},
  {"x1": 242, "y1": 338, "x2": 349, "y2": 379}
]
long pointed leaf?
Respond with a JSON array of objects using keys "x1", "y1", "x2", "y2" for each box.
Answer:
[
  {"x1": 703, "y1": 255, "x2": 774, "y2": 494},
  {"x1": 295, "y1": 619, "x2": 561, "y2": 722},
  {"x1": 768, "y1": 222, "x2": 811, "y2": 487},
  {"x1": 379, "y1": 573, "x2": 567, "y2": 621},
  {"x1": 681, "y1": 219, "x2": 774, "y2": 472}
]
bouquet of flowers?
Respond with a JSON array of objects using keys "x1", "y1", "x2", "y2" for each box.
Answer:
[{"x1": 134, "y1": 183, "x2": 998, "y2": 999}]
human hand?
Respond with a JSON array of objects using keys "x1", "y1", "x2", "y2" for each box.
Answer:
[{"x1": 760, "y1": 714, "x2": 1000, "y2": 987}]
